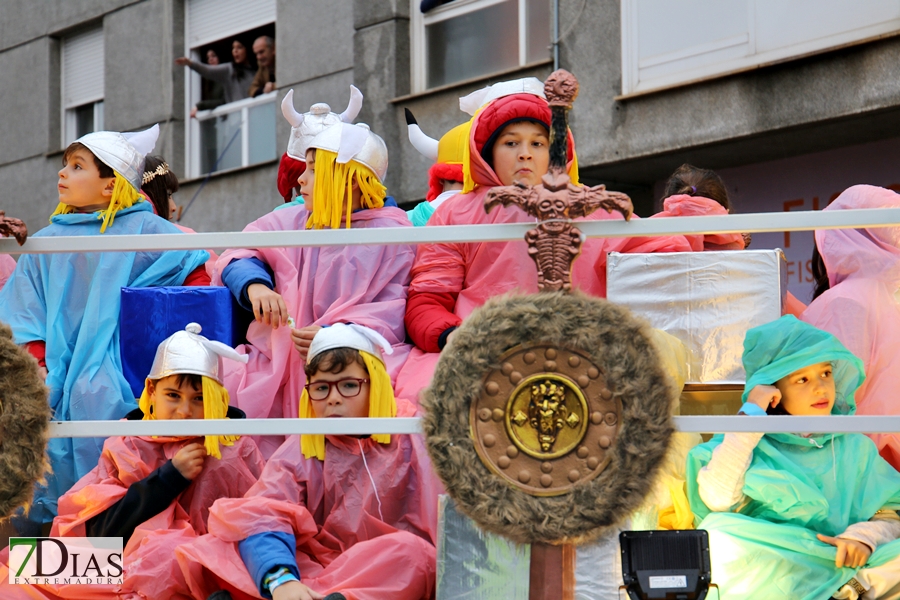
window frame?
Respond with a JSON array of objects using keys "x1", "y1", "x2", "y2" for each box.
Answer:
[
  {"x1": 182, "y1": 0, "x2": 277, "y2": 177},
  {"x1": 410, "y1": 0, "x2": 543, "y2": 93},
  {"x1": 60, "y1": 27, "x2": 105, "y2": 147},
  {"x1": 620, "y1": 0, "x2": 900, "y2": 98}
]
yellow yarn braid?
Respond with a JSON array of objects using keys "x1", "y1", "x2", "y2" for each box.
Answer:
[
  {"x1": 50, "y1": 172, "x2": 142, "y2": 233},
  {"x1": 138, "y1": 375, "x2": 237, "y2": 459},
  {"x1": 201, "y1": 376, "x2": 237, "y2": 459},
  {"x1": 305, "y1": 150, "x2": 386, "y2": 230},
  {"x1": 300, "y1": 350, "x2": 396, "y2": 461}
]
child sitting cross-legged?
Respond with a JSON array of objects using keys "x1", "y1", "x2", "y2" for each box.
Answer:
[
  {"x1": 176, "y1": 323, "x2": 441, "y2": 600},
  {"x1": 686, "y1": 316, "x2": 900, "y2": 600},
  {"x1": 0, "y1": 324, "x2": 266, "y2": 600}
]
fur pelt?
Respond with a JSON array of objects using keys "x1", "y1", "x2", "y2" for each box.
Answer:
[
  {"x1": 422, "y1": 292, "x2": 675, "y2": 544},
  {"x1": 0, "y1": 321, "x2": 51, "y2": 520}
]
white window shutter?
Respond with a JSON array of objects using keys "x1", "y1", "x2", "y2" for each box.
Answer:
[
  {"x1": 187, "y1": 0, "x2": 276, "y2": 48},
  {"x1": 62, "y1": 27, "x2": 105, "y2": 109}
]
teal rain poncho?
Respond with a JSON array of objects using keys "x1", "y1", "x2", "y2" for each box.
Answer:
[
  {"x1": 0, "y1": 202, "x2": 209, "y2": 523},
  {"x1": 686, "y1": 316, "x2": 900, "y2": 600}
]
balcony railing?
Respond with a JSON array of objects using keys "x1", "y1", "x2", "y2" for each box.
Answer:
[{"x1": 188, "y1": 91, "x2": 278, "y2": 178}]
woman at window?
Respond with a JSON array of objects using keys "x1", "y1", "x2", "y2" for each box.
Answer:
[{"x1": 175, "y1": 40, "x2": 254, "y2": 112}]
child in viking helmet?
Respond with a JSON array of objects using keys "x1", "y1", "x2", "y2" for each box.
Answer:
[
  {"x1": 275, "y1": 87, "x2": 362, "y2": 209},
  {"x1": 215, "y1": 119, "x2": 414, "y2": 457},
  {"x1": 0, "y1": 125, "x2": 210, "y2": 531},
  {"x1": 176, "y1": 323, "x2": 440, "y2": 600},
  {"x1": 404, "y1": 108, "x2": 467, "y2": 226},
  {"x1": 29, "y1": 324, "x2": 266, "y2": 600}
]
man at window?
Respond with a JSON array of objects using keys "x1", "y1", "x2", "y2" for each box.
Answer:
[{"x1": 249, "y1": 36, "x2": 276, "y2": 97}]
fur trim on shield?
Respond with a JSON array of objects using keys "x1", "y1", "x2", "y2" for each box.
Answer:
[
  {"x1": 426, "y1": 163, "x2": 464, "y2": 202},
  {"x1": 422, "y1": 292, "x2": 675, "y2": 544},
  {"x1": 0, "y1": 322, "x2": 51, "y2": 521}
]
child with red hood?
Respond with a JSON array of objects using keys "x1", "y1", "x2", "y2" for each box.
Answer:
[{"x1": 395, "y1": 78, "x2": 693, "y2": 403}]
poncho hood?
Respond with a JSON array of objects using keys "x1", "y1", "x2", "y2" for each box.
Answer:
[
  {"x1": 816, "y1": 184, "x2": 900, "y2": 287},
  {"x1": 465, "y1": 93, "x2": 577, "y2": 190},
  {"x1": 49, "y1": 200, "x2": 150, "y2": 226},
  {"x1": 742, "y1": 315, "x2": 864, "y2": 444}
]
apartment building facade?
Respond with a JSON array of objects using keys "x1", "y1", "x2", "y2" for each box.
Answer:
[{"x1": 2, "y1": 0, "x2": 900, "y2": 301}]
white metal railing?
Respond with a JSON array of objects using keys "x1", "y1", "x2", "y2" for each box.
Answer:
[
  {"x1": 4, "y1": 208, "x2": 900, "y2": 255},
  {"x1": 47, "y1": 416, "x2": 900, "y2": 438},
  {"x1": 188, "y1": 91, "x2": 278, "y2": 178},
  {"x1": 5, "y1": 208, "x2": 900, "y2": 438}
]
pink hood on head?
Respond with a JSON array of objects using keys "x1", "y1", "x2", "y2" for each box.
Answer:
[
  {"x1": 657, "y1": 194, "x2": 744, "y2": 251},
  {"x1": 816, "y1": 184, "x2": 900, "y2": 287}
]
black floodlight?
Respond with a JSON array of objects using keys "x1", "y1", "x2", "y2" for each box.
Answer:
[{"x1": 619, "y1": 530, "x2": 711, "y2": 600}]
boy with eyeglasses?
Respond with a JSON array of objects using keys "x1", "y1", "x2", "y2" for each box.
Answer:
[{"x1": 177, "y1": 324, "x2": 440, "y2": 600}]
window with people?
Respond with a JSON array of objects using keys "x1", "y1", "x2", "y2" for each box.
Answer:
[{"x1": 176, "y1": 23, "x2": 278, "y2": 176}]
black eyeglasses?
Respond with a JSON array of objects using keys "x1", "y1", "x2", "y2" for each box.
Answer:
[{"x1": 305, "y1": 378, "x2": 369, "y2": 400}]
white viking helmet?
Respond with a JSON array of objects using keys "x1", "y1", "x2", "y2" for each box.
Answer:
[
  {"x1": 307, "y1": 323, "x2": 394, "y2": 364},
  {"x1": 458, "y1": 77, "x2": 546, "y2": 116},
  {"x1": 282, "y1": 86, "x2": 364, "y2": 161},
  {"x1": 76, "y1": 124, "x2": 159, "y2": 191},
  {"x1": 148, "y1": 323, "x2": 247, "y2": 385},
  {"x1": 307, "y1": 122, "x2": 389, "y2": 182}
]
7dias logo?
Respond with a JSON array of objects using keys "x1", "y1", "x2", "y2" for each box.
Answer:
[{"x1": 9, "y1": 538, "x2": 123, "y2": 585}]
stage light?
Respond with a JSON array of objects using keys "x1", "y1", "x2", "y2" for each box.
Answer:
[{"x1": 619, "y1": 530, "x2": 712, "y2": 600}]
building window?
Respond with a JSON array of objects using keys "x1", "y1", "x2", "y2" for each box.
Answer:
[
  {"x1": 61, "y1": 27, "x2": 104, "y2": 146},
  {"x1": 184, "y1": 0, "x2": 277, "y2": 177},
  {"x1": 621, "y1": 0, "x2": 900, "y2": 97},
  {"x1": 411, "y1": 0, "x2": 550, "y2": 92}
]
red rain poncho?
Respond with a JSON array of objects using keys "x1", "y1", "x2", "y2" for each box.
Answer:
[
  {"x1": 396, "y1": 95, "x2": 692, "y2": 403},
  {"x1": 801, "y1": 184, "x2": 900, "y2": 469},
  {"x1": 212, "y1": 205, "x2": 415, "y2": 456},
  {"x1": 175, "y1": 402, "x2": 441, "y2": 600},
  {"x1": 0, "y1": 433, "x2": 264, "y2": 599}
]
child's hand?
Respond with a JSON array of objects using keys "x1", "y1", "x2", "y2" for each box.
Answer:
[
  {"x1": 816, "y1": 534, "x2": 872, "y2": 568},
  {"x1": 746, "y1": 384, "x2": 781, "y2": 412},
  {"x1": 247, "y1": 284, "x2": 290, "y2": 329},
  {"x1": 172, "y1": 443, "x2": 207, "y2": 481},
  {"x1": 291, "y1": 325, "x2": 322, "y2": 361},
  {"x1": 272, "y1": 581, "x2": 324, "y2": 600}
]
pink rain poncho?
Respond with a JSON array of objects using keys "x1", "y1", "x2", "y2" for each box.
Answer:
[
  {"x1": 0, "y1": 433, "x2": 264, "y2": 599},
  {"x1": 175, "y1": 402, "x2": 441, "y2": 600},
  {"x1": 653, "y1": 194, "x2": 745, "y2": 251},
  {"x1": 801, "y1": 184, "x2": 900, "y2": 469},
  {"x1": 396, "y1": 122, "x2": 693, "y2": 403},
  {"x1": 0, "y1": 254, "x2": 14, "y2": 289},
  {"x1": 213, "y1": 205, "x2": 415, "y2": 455}
]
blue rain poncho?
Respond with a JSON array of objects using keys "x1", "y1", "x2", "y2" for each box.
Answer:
[
  {"x1": 0, "y1": 202, "x2": 209, "y2": 522},
  {"x1": 686, "y1": 316, "x2": 900, "y2": 600}
]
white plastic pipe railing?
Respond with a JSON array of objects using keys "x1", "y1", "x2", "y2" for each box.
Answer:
[
  {"x1": 46, "y1": 415, "x2": 900, "y2": 438},
  {"x1": 4, "y1": 208, "x2": 900, "y2": 254}
]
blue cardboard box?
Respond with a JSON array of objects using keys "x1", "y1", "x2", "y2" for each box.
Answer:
[{"x1": 119, "y1": 286, "x2": 239, "y2": 398}]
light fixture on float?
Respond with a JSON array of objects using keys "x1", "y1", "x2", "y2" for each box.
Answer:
[{"x1": 619, "y1": 530, "x2": 715, "y2": 600}]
